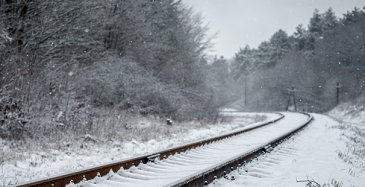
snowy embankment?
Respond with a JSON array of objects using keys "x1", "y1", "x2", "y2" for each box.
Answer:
[
  {"x1": 0, "y1": 112, "x2": 275, "y2": 187},
  {"x1": 71, "y1": 112, "x2": 307, "y2": 187},
  {"x1": 328, "y1": 96, "x2": 365, "y2": 124},
  {"x1": 211, "y1": 105, "x2": 365, "y2": 186}
]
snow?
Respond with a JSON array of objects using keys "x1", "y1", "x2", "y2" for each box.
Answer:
[
  {"x1": 0, "y1": 113, "x2": 274, "y2": 187},
  {"x1": 6, "y1": 104, "x2": 364, "y2": 187},
  {"x1": 219, "y1": 108, "x2": 238, "y2": 112},
  {"x1": 329, "y1": 103, "x2": 365, "y2": 124},
  {"x1": 210, "y1": 113, "x2": 365, "y2": 187},
  {"x1": 68, "y1": 112, "x2": 310, "y2": 187}
]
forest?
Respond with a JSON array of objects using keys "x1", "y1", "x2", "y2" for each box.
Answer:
[
  {"x1": 218, "y1": 7, "x2": 365, "y2": 112},
  {"x1": 1, "y1": 1, "x2": 365, "y2": 142},
  {"x1": 0, "y1": 0, "x2": 221, "y2": 141}
]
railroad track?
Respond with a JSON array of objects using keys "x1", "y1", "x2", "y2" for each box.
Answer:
[{"x1": 17, "y1": 112, "x2": 312, "y2": 187}]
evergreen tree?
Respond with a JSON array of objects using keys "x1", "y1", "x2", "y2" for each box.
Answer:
[
  {"x1": 232, "y1": 45, "x2": 257, "y2": 79},
  {"x1": 342, "y1": 7, "x2": 365, "y2": 25},
  {"x1": 269, "y1": 29, "x2": 291, "y2": 62},
  {"x1": 321, "y1": 8, "x2": 338, "y2": 31},
  {"x1": 308, "y1": 9, "x2": 322, "y2": 36},
  {"x1": 293, "y1": 24, "x2": 308, "y2": 51}
]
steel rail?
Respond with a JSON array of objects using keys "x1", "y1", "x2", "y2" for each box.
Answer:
[
  {"x1": 167, "y1": 112, "x2": 313, "y2": 187},
  {"x1": 17, "y1": 113, "x2": 284, "y2": 187}
]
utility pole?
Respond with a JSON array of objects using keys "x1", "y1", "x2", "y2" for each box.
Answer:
[
  {"x1": 336, "y1": 82, "x2": 341, "y2": 105},
  {"x1": 286, "y1": 86, "x2": 297, "y2": 111},
  {"x1": 244, "y1": 74, "x2": 247, "y2": 106},
  {"x1": 293, "y1": 88, "x2": 297, "y2": 111}
]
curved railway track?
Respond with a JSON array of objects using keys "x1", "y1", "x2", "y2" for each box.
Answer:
[{"x1": 17, "y1": 112, "x2": 312, "y2": 187}]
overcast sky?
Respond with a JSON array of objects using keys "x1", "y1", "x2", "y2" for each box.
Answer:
[{"x1": 183, "y1": 0, "x2": 365, "y2": 58}]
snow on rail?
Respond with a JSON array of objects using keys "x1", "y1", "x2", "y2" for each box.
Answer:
[
  {"x1": 16, "y1": 113, "x2": 281, "y2": 187},
  {"x1": 210, "y1": 113, "x2": 365, "y2": 187},
  {"x1": 71, "y1": 112, "x2": 310, "y2": 187}
]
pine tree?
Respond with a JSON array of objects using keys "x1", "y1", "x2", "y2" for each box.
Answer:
[
  {"x1": 233, "y1": 45, "x2": 257, "y2": 79},
  {"x1": 309, "y1": 9, "x2": 323, "y2": 36},
  {"x1": 293, "y1": 24, "x2": 308, "y2": 50},
  {"x1": 342, "y1": 7, "x2": 365, "y2": 25},
  {"x1": 321, "y1": 8, "x2": 338, "y2": 32}
]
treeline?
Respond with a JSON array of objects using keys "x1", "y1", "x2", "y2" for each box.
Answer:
[
  {"x1": 0, "y1": 0, "x2": 219, "y2": 140},
  {"x1": 227, "y1": 7, "x2": 365, "y2": 111}
]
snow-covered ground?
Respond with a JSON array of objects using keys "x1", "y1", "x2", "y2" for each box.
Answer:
[
  {"x1": 4, "y1": 100, "x2": 364, "y2": 187},
  {"x1": 211, "y1": 110, "x2": 365, "y2": 186},
  {"x1": 66, "y1": 112, "x2": 309, "y2": 187},
  {"x1": 0, "y1": 113, "x2": 275, "y2": 187},
  {"x1": 328, "y1": 96, "x2": 365, "y2": 124}
]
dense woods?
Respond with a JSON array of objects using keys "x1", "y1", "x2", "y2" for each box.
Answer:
[
  {"x1": 1, "y1": 1, "x2": 364, "y2": 141},
  {"x1": 229, "y1": 7, "x2": 365, "y2": 112},
  {"x1": 0, "y1": 0, "x2": 219, "y2": 140}
]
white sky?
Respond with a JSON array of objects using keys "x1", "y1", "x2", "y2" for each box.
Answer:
[{"x1": 183, "y1": 0, "x2": 365, "y2": 58}]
